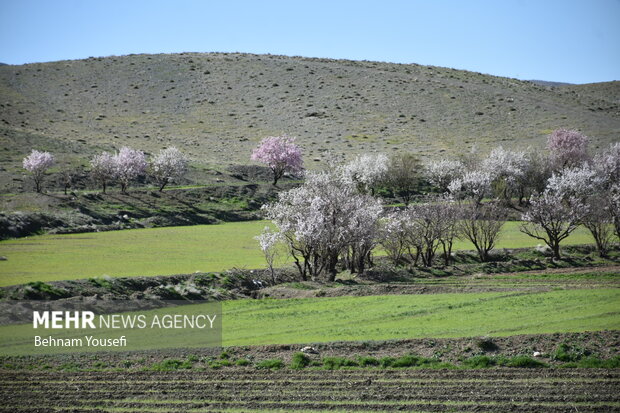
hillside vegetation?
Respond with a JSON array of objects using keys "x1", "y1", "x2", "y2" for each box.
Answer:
[{"x1": 1, "y1": 52, "x2": 619, "y2": 192}]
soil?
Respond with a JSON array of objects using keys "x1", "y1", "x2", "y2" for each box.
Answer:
[
  {"x1": 1, "y1": 368, "x2": 618, "y2": 412},
  {"x1": 2, "y1": 331, "x2": 619, "y2": 370}
]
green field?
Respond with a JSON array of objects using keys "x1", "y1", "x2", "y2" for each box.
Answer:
[
  {"x1": 223, "y1": 288, "x2": 620, "y2": 346},
  {"x1": 1, "y1": 288, "x2": 618, "y2": 355},
  {"x1": 0, "y1": 220, "x2": 597, "y2": 287}
]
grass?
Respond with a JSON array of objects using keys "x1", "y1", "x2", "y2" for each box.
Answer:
[
  {"x1": 221, "y1": 289, "x2": 620, "y2": 346},
  {"x1": 0, "y1": 220, "x2": 599, "y2": 287},
  {"x1": 4, "y1": 288, "x2": 617, "y2": 356}
]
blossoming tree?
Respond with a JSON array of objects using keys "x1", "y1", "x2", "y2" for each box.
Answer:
[
  {"x1": 113, "y1": 147, "x2": 147, "y2": 193},
  {"x1": 23, "y1": 149, "x2": 54, "y2": 193},
  {"x1": 251, "y1": 135, "x2": 303, "y2": 185},
  {"x1": 151, "y1": 147, "x2": 188, "y2": 191}
]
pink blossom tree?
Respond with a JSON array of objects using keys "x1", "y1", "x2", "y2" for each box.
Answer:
[
  {"x1": 90, "y1": 152, "x2": 116, "y2": 193},
  {"x1": 151, "y1": 147, "x2": 189, "y2": 191},
  {"x1": 113, "y1": 147, "x2": 147, "y2": 193},
  {"x1": 23, "y1": 149, "x2": 54, "y2": 193},
  {"x1": 251, "y1": 135, "x2": 303, "y2": 185},
  {"x1": 547, "y1": 129, "x2": 589, "y2": 170}
]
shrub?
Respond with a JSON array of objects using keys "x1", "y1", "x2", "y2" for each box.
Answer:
[
  {"x1": 379, "y1": 356, "x2": 396, "y2": 368},
  {"x1": 255, "y1": 359, "x2": 284, "y2": 370},
  {"x1": 209, "y1": 360, "x2": 232, "y2": 369},
  {"x1": 552, "y1": 343, "x2": 591, "y2": 362},
  {"x1": 357, "y1": 356, "x2": 380, "y2": 367},
  {"x1": 290, "y1": 352, "x2": 311, "y2": 369},
  {"x1": 463, "y1": 355, "x2": 496, "y2": 368},
  {"x1": 235, "y1": 358, "x2": 251, "y2": 366},
  {"x1": 475, "y1": 337, "x2": 498, "y2": 352},
  {"x1": 322, "y1": 357, "x2": 358, "y2": 370},
  {"x1": 391, "y1": 355, "x2": 422, "y2": 368},
  {"x1": 561, "y1": 356, "x2": 620, "y2": 368}
]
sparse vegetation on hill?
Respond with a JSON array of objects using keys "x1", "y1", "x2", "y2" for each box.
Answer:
[{"x1": 1, "y1": 52, "x2": 619, "y2": 192}]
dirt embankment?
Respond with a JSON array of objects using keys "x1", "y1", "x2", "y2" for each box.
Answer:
[{"x1": 0, "y1": 179, "x2": 295, "y2": 239}]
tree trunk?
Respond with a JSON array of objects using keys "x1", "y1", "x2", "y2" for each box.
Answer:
[{"x1": 551, "y1": 241, "x2": 561, "y2": 260}]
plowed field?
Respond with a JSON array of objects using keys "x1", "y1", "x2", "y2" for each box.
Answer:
[{"x1": 1, "y1": 369, "x2": 619, "y2": 412}]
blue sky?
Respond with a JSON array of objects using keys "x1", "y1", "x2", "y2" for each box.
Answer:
[{"x1": 0, "y1": 0, "x2": 618, "y2": 84}]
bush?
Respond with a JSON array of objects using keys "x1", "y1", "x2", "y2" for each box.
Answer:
[
  {"x1": 357, "y1": 356, "x2": 380, "y2": 367},
  {"x1": 322, "y1": 357, "x2": 358, "y2": 370},
  {"x1": 560, "y1": 356, "x2": 620, "y2": 368},
  {"x1": 391, "y1": 355, "x2": 422, "y2": 368},
  {"x1": 256, "y1": 359, "x2": 284, "y2": 370},
  {"x1": 290, "y1": 352, "x2": 311, "y2": 369},
  {"x1": 235, "y1": 358, "x2": 251, "y2": 366},
  {"x1": 475, "y1": 337, "x2": 498, "y2": 352},
  {"x1": 379, "y1": 356, "x2": 396, "y2": 368},
  {"x1": 209, "y1": 359, "x2": 232, "y2": 369},
  {"x1": 552, "y1": 343, "x2": 591, "y2": 362},
  {"x1": 463, "y1": 355, "x2": 496, "y2": 368}
]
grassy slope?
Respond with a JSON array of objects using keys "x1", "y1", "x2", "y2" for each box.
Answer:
[
  {"x1": 0, "y1": 221, "x2": 597, "y2": 287},
  {"x1": 1, "y1": 288, "x2": 618, "y2": 354},
  {"x1": 1, "y1": 52, "x2": 619, "y2": 192}
]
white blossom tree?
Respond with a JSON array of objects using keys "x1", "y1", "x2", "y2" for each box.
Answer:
[
  {"x1": 481, "y1": 146, "x2": 528, "y2": 202},
  {"x1": 520, "y1": 191, "x2": 589, "y2": 260},
  {"x1": 425, "y1": 159, "x2": 464, "y2": 192},
  {"x1": 255, "y1": 226, "x2": 283, "y2": 283},
  {"x1": 90, "y1": 151, "x2": 116, "y2": 193},
  {"x1": 151, "y1": 147, "x2": 189, "y2": 191},
  {"x1": 23, "y1": 150, "x2": 54, "y2": 193},
  {"x1": 263, "y1": 170, "x2": 383, "y2": 281},
  {"x1": 379, "y1": 210, "x2": 410, "y2": 265},
  {"x1": 448, "y1": 170, "x2": 492, "y2": 206},
  {"x1": 113, "y1": 147, "x2": 147, "y2": 193},
  {"x1": 340, "y1": 153, "x2": 389, "y2": 195},
  {"x1": 545, "y1": 164, "x2": 601, "y2": 201}
]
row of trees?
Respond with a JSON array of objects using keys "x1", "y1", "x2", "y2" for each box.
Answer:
[
  {"x1": 22, "y1": 135, "x2": 301, "y2": 193},
  {"x1": 22, "y1": 146, "x2": 188, "y2": 193},
  {"x1": 258, "y1": 130, "x2": 619, "y2": 280}
]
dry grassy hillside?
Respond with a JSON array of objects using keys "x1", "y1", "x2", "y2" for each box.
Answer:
[{"x1": 1, "y1": 52, "x2": 619, "y2": 192}]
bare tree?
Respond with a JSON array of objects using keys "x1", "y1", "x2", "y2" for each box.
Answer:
[
  {"x1": 582, "y1": 195, "x2": 615, "y2": 257},
  {"x1": 255, "y1": 227, "x2": 282, "y2": 283},
  {"x1": 459, "y1": 202, "x2": 506, "y2": 262},
  {"x1": 379, "y1": 210, "x2": 410, "y2": 265}
]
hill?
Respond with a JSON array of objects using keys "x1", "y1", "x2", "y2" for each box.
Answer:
[{"x1": 1, "y1": 52, "x2": 619, "y2": 192}]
